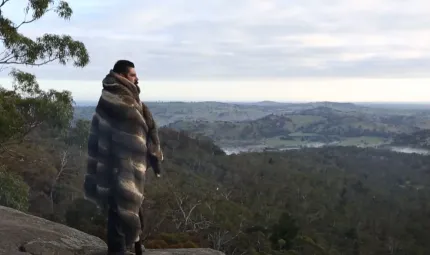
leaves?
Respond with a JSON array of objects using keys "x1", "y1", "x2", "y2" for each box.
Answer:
[
  {"x1": 0, "y1": 0, "x2": 89, "y2": 147},
  {"x1": 0, "y1": 0, "x2": 89, "y2": 67},
  {"x1": 3, "y1": 124, "x2": 430, "y2": 254},
  {"x1": 0, "y1": 69, "x2": 74, "y2": 147},
  {"x1": 269, "y1": 212, "x2": 299, "y2": 250},
  {"x1": 64, "y1": 119, "x2": 91, "y2": 148},
  {"x1": 0, "y1": 33, "x2": 89, "y2": 67},
  {"x1": 0, "y1": 165, "x2": 30, "y2": 212},
  {"x1": 55, "y1": 1, "x2": 73, "y2": 19}
]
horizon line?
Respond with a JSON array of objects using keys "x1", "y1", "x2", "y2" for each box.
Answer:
[{"x1": 74, "y1": 100, "x2": 430, "y2": 105}]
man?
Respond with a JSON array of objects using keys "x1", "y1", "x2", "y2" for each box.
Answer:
[{"x1": 84, "y1": 60, "x2": 164, "y2": 255}]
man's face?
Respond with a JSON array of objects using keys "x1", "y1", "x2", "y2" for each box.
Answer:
[{"x1": 122, "y1": 67, "x2": 138, "y2": 85}]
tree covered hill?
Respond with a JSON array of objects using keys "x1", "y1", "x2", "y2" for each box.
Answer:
[
  {"x1": 74, "y1": 102, "x2": 430, "y2": 149},
  {"x1": 392, "y1": 129, "x2": 430, "y2": 149},
  {"x1": 74, "y1": 101, "x2": 410, "y2": 126},
  {"x1": 74, "y1": 101, "x2": 284, "y2": 125},
  {"x1": 2, "y1": 111, "x2": 430, "y2": 254},
  {"x1": 2, "y1": 75, "x2": 430, "y2": 254},
  {"x1": 3, "y1": 63, "x2": 430, "y2": 255},
  {"x1": 166, "y1": 106, "x2": 430, "y2": 149}
]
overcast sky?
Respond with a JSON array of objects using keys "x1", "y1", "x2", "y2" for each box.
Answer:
[{"x1": 0, "y1": 0, "x2": 429, "y2": 102}]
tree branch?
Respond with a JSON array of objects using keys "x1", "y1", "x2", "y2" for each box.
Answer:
[
  {"x1": 15, "y1": 7, "x2": 55, "y2": 29},
  {"x1": 142, "y1": 213, "x2": 167, "y2": 242},
  {"x1": 170, "y1": 188, "x2": 203, "y2": 232},
  {"x1": 50, "y1": 149, "x2": 69, "y2": 213},
  {"x1": 0, "y1": 56, "x2": 59, "y2": 66},
  {"x1": 0, "y1": 0, "x2": 10, "y2": 9},
  {"x1": 15, "y1": 17, "x2": 38, "y2": 30},
  {"x1": 208, "y1": 218, "x2": 244, "y2": 251},
  {"x1": 0, "y1": 121, "x2": 42, "y2": 150}
]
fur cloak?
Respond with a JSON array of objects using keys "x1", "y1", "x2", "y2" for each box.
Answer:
[{"x1": 83, "y1": 70, "x2": 163, "y2": 246}]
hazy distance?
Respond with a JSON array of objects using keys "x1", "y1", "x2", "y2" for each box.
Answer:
[{"x1": 1, "y1": 78, "x2": 430, "y2": 104}]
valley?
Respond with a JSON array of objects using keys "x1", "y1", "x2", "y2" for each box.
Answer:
[
  {"x1": 4, "y1": 94, "x2": 430, "y2": 254},
  {"x1": 75, "y1": 101, "x2": 430, "y2": 154}
]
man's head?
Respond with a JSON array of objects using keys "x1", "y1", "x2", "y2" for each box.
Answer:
[{"x1": 113, "y1": 60, "x2": 139, "y2": 85}]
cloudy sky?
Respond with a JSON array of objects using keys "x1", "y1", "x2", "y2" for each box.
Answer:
[{"x1": 0, "y1": 0, "x2": 430, "y2": 102}]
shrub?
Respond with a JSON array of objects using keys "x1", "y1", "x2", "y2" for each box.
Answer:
[
  {"x1": 182, "y1": 240, "x2": 199, "y2": 248},
  {"x1": 168, "y1": 244, "x2": 183, "y2": 248},
  {"x1": 65, "y1": 198, "x2": 107, "y2": 240},
  {"x1": 0, "y1": 166, "x2": 30, "y2": 212},
  {"x1": 147, "y1": 232, "x2": 200, "y2": 249},
  {"x1": 159, "y1": 232, "x2": 191, "y2": 245},
  {"x1": 145, "y1": 240, "x2": 169, "y2": 249}
]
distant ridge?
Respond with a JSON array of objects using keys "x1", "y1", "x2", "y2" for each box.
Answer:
[
  {"x1": 74, "y1": 100, "x2": 97, "y2": 106},
  {"x1": 74, "y1": 100, "x2": 407, "y2": 107}
]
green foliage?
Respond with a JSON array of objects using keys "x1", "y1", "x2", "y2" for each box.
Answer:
[
  {"x1": 5, "y1": 98, "x2": 430, "y2": 255},
  {"x1": 64, "y1": 119, "x2": 91, "y2": 148},
  {"x1": 145, "y1": 240, "x2": 169, "y2": 249},
  {"x1": 0, "y1": 0, "x2": 89, "y2": 67},
  {"x1": 0, "y1": 70, "x2": 74, "y2": 146},
  {"x1": 183, "y1": 240, "x2": 199, "y2": 248},
  {"x1": 148, "y1": 233, "x2": 200, "y2": 248},
  {"x1": 65, "y1": 198, "x2": 107, "y2": 240},
  {"x1": 392, "y1": 129, "x2": 430, "y2": 149},
  {"x1": 295, "y1": 236, "x2": 330, "y2": 255},
  {"x1": 0, "y1": 0, "x2": 89, "y2": 149},
  {"x1": 7, "y1": 126, "x2": 430, "y2": 254},
  {"x1": 159, "y1": 232, "x2": 191, "y2": 245},
  {"x1": 270, "y1": 212, "x2": 299, "y2": 250},
  {"x1": 0, "y1": 166, "x2": 30, "y2": 212}
]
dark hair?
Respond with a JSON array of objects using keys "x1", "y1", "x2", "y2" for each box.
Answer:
[{"x1": 113, "y1": 60, "x2": 135, "y2": 75}]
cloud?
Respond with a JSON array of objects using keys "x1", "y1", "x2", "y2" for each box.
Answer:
[{"x1": 1, "y1": 0, "x2": 430, "y2": 80}]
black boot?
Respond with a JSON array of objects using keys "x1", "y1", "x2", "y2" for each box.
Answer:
[{"x1": 134, "y1": 241, "x2": 145, "y2": 255}]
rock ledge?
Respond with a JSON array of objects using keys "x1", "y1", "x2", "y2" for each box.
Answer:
[{"x1": 0, "y1": 205, "x2": 224, "y2": 255}]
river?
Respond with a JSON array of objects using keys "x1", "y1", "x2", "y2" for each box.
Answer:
[
  {"x1": 387, "y1": 146, "x2": 430, "y2": 155},
  {"x1": 223, "y1": 145, "x2": 430, "y2": 156}
]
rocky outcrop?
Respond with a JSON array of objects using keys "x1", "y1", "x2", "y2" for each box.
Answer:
[{"x1": 0, "y1": 206, "x2": 224, "y2": 255}]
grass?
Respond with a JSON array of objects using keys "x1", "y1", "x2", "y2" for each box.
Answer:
[
  {"x1": 336, "y1": 136, "x2": 386, "y2": 146},
  {"x1": 263, "y1": 137, "x2": 309, "y2": 147},
  {"x1": 229, "y1": 136, "x2": 389, "y2": 150},
  {"x1": 288, "y1": 132, "x2": 319, "y2": 137}
]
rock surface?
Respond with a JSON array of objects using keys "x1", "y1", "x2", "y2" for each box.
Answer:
[{"x1": 0, "y1": 206, "x2": 224, "y2": 255}]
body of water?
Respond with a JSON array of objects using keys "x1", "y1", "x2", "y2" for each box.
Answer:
[
  {"x1": 387, "y1": 146, "x2": 430, "y2": 155},
  {"x1": 223, "y1": 145, "x2": 430, "y2": 156}
]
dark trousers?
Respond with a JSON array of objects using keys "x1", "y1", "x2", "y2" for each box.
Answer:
[
  {"x1": 107, "y1": 196, "x2": 144, "y2": 255},
  {"x1": 107, "y1": 196, "x2": 126, "y2": 254}
]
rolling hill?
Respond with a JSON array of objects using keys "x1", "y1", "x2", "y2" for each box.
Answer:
[
  {"x1": 74, "y1": 101, "x2": 430, "y2": 151},
  {"x1": 167, "y1": 106, "x2": 430, "y2": 150},
  {"x1": 392, "y1": 129, "x2": 430, "y2": 149},
  {"x1": 74, "y1": 101, "x2": 395, "y2": 126}
]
